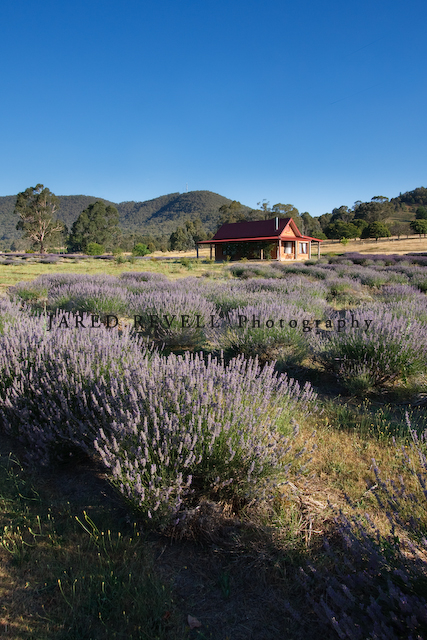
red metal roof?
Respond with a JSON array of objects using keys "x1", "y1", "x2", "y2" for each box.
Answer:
[{"x1": 197, "y1": 218, "x2": 323, "y2": 244}]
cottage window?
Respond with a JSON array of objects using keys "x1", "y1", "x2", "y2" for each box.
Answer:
[
  {"x1": 300, "y1": 242, "x2": 308, "y2": 253},
  {"x1": 284, "y1": 242, "x2": 293, "y2": 254}
]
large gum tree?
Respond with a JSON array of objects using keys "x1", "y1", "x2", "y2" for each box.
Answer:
[
  {"x1": 14, "y1": 184, "x2": 64, "y2": 253},
  {"x1": 67, "y1": 200, "x2": 120, "y2": 253}
]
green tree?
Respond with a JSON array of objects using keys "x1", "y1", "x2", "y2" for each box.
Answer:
[
  {"x1": 257, "y1": 200, "x2": 271, "y2": 219},
  {"x1": 415, "y1": 206, "x2": 427, "y2": 220},
  {"x1": 300, "y1": 212, "x2": 325, "y2": 238},
  {"x1": 184, "y1": 218, "x2": 207, "y2": 243},
  {"x1": 352, "y1": 219, "x2": 368, "y2": 237},
  {"x1": 86, "y1": 242, "x2": 105, "y2": 255},
  {"x1": 361, "y1": 221, "x2": 391, "y2": 241},
  {"x1": 169, "y1": 218, "x2": 208, "y2": 251},
  {"x1": 410, "y1": 220, "x2": 427, "y2": 237},
  {"x1": 68, "y1": 201, "x2": 120, "y2": 252},
  {"x1": 218, "y1": 201, "x2": 248, "y2": 225},
  {"x1": 325, "y1": 221, "x2": 359, "y2": 240},
  {"x1": 354, "y1": 197, "x2": 392, "y2": 224},
  {"x1": 318, "y1": 213, "x2": 333, "y2": 232},
  {"x1": 14, "y1": 184, "x2": 64, "y2": 253},
  {"x1": 133, "y1": 243, "x2": 151, "y2": 256},
  {"x1": 169, "y1": 225, "x2": 194, "y2": 251},
  {"x1": 331, "y1": 205, "x2": 354, "y2": 223}
]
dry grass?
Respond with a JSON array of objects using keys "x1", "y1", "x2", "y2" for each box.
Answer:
[{"x1": 321, "y1": 235, "x2": 427, "y2": 255}]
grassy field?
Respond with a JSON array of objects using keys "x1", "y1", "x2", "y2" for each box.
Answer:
[
  {"x1": 1, "y1": 249, "x2": 427, "y2": 638},
  {"x1": 0, "y1": 235, "x2": 426, "y2": 293},
  {"x1": 0, "y1": 257, "x2": 224, "y2": 292},
  {"x1": 320, "y1": 234, "x2": 427, "y2": 255}
]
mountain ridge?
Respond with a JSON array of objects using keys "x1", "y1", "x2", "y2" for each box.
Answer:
[{"x1": 0, "y1": 190, "x2": 251, "y2": 247}]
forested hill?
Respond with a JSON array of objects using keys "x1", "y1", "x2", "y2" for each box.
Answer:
[
  {"x1": 0, "y1": 194, "x2": 116, "y2": 243},
  {"x1": 0, "y1": 190, "x2": 248, "y2": 244},
  {"x1": 117, "y1": 191, "x2": 248, "y2": 235}
]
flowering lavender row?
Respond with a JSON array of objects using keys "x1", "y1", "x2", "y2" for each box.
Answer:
[
  {"x1": 94, "y1": 351, "x2": 316, "y2": 521},
  {"x1": 0, "y1": 309, "x2": 316, "y2": 521},
  {"x1": 128, "y1": 289, "x2": 219, "y2": 347},
  {"x1": 219, "y1": 301, "x2": 312, "y2": 365},
  {"x1": 0, "y1": 309, "x2": 147, "y2": 465},
  {"x1": 230, "y1": 254, "x2": 427, "y2": 292},
  {"x1": 6, "y1": 263, "x2": 427, "y2": 390}
]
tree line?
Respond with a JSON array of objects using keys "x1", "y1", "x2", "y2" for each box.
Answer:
[{"x1": 11, "y1": 185, "x2": 427, "y2": 254}]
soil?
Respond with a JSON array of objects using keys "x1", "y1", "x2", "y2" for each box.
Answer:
[{"x1": 0, "y1": 429, "x2": 323, "y2": 640}]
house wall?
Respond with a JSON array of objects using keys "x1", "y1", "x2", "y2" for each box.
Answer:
[
  {"x1": 214, "y1": 239, "x2": 312, "y2": 261},
  {"x1": 279, "y1": 238, "x2": 310, "y2": 261}
]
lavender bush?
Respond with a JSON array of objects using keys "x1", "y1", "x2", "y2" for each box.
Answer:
[
  {"x1": 128, "y1": 289, "x2": 220, "y2": 347},
  {"x1": 119, "y1": 271, "x2": 168, "y2": 283},
  {"x1": 49, "y1": 280, "x2": 129, "y2": 316},
  {"x1": 0, "y1": 308, "x2": 317, "y2": 523},
  {"x1": 0, "y1": 310, "x2": 146, "y2": 464},
  {"x1": 218, "y1": 301, "x2": 312, "y2": 366},
  {"x1": 94, "y1": 352, "x2": 317, "y2": 522},
  {"x1": 313, "y1": 307, "x2": 427, "y2": 393}
]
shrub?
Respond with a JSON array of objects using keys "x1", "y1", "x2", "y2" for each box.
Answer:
[
  {"x1": 0, "y1": 310, "x2": 317, "y2": 525},
  {"x1": 0, "y1": 310, "x2": 146, "y2": 464},
  {"x1": 314, "y1": 307, "x2": 427, "y2": 392},
  {"x1": 86, "y1": 242, "x2": 105, "y2": 255},
  {"x1": 132, "y1": 243, "x2": 151, "y2": 257},
  {"x1": 94, "y1": 352, "x2": 317, "y2": 523},
  {"x1": 48, "y1": 279, "x2": 128, "y2": 316},
  {"x1": 129, "y1": 289, "x2": 218, "y2": 347},
  {"x1": 119, "y1": 271, "x2": 168, "y2": 284},
  {"x1": 218, "y1": 301, "x2": 312, "y2": 367}
]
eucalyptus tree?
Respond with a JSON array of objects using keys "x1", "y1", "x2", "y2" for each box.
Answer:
[
  {"x1": 14, "y1": 184, "x2": 64, "y2": 253},
  {"x1": 68, "y1": 200, "x2": 120, "y2": 252}
]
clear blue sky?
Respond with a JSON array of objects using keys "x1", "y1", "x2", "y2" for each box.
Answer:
[{"x1": 1, "y1": 0, "x2": 426, "y2": 217}]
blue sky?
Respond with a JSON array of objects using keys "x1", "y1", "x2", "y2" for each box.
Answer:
[{"x1": 1, "y1": 0, "x2": 426, "y2": 217}]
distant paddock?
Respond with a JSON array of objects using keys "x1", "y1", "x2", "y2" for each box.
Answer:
[{"x1": 146, "y1": 235, "x2": 427, "y2": 259}]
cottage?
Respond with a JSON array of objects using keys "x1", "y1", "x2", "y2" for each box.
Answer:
[{"x1": 197, "y1": 217, "x2": 322, "y2": 261}]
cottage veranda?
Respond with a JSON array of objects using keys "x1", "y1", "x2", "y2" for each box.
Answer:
[{"x1": 197, "y1": 217, "x2": 323, "y2": 261}]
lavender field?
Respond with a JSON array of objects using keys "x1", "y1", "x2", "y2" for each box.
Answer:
[{"x1": 1, "y1": 252, "x2": 427, "y2": 639}]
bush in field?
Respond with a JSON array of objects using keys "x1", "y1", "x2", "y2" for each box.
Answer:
[
  {"x1": 0, "y1": 298, "x2": 25, "y2": 334},
  {"x1": 313, "y1": 307, "x2": 427, "y2": 393},
  {"x1": 0, "y1": 310, "x2": 317, "y2": 523},
  {"x1": 48, "y1": 280, "x2": 128, "y2": 316},
  {"x1": 119, "y1": 271, "x2": 167, "y2": 283},
  {"x1": 380, "y1": 283, "x2": 424, "y2": 302},
  {"x1": 132, "y1": 243, "x2": 151, "y2": 256},
  {"x1": 94, "y1": 352, "x2": 317, "y2": 522},
  {"x1": 8, "y1": 281, "x2": 49, "y2": 303},
  {"x1": 205, "y1": 278, "x2": 327, "y2": 317},
  {"x1": 86, "y1": 242, "x2": 105, "y2": 255},
  {"x1": 219, "y1": 301, "x2": 311, "y2": 367},
  {"x1": 0, "y1": 310, "x2": 145, "y2": 464},
  {"x1": 128, "y1": 289, "x2": 219, "y2": 347}
]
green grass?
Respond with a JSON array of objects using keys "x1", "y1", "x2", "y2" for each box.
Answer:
[
  {"x1": 0, "y1": 257, "x2": 225, "y2": 291},
  {"x1": 0, "y1": 451, "x2": 180, "y2": 640}
]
